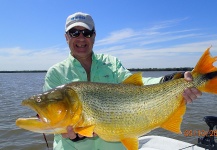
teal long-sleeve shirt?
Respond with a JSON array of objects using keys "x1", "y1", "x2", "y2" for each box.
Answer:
[{"x1": 43, "y1": 53, "x2": 163, "y2": 150}]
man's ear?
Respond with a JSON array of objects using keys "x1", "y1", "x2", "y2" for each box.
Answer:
[
  {"x1": 65, "y1": 33, "x2": 69, "y2": 44},
  {"x1": 92, "y1": 32, "x2": 96, "y2": 44}
]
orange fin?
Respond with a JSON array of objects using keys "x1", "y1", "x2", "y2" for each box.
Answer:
[
  {"x1": 200, "y1": 78, "x2": 217, "y2": 94},
  {"x1": 74, "y1": 125, "x2": 95, "y2": 137},
  {"x1": 122, "y1": 72, "x2": 143, "y2": 86},
  {"x1": 192, "y1": 46, "x2": 217, "y2": 75},
  {"x1": 192, "y1": 47, "x2": 217, "y2": 94},
  {"x1": 121, "y1": 137, "x2": 138, "y2": 150},
  {"x1": 161, "y1": 99, "x2": 186, "y2": 134}
]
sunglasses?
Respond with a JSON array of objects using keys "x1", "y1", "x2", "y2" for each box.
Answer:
[{"x1": 67, "y1": 29, "x2": 95, "y2": 38}]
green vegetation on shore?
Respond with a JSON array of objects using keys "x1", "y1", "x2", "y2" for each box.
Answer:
[{"x1": 0, "y1": 67, "x2": 193, "y2": 73}]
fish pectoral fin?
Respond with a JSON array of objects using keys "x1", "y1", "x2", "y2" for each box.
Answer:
[
  {"x1": 121, "y1": 137, "x2": 138, "y2": 150},
  {"x1": 122, "y1": 72, "x2": 144, "y2": 86},
  {"x1": 74, "y1": 125, "x2": 95, "y2": 137},
  {"x1": 161, "y1": 99, "x2": 186, "y2": 134}
]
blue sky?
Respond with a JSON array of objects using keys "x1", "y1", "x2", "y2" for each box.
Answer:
[{"x1": 0, "y1": 0, "x2": 217, "y2": 70}]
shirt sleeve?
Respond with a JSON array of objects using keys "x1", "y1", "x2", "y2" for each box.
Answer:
[
  {"x1": 115, "y1": 59, "x2": 132, "y2": 83},
  {"x1": 43, "y1": 68, "x2": 63, "y2": 92},
  {"x1": 115, "y1": 58, "x2": 163, "y2": 85},
  {"x1": 142, "y1": 77, "x2": 163, "y2": 85}
]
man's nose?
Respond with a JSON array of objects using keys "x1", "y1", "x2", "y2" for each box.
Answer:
[{"x1": 77, "y1": 32, "x2": 85, "y2": 40}]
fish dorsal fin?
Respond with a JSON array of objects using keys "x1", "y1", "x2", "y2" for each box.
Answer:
[
  {"x1": 122, "y1": 72, "x2": 143, "y2": 86},
  {"x1": 161, "y1": 99, "x2": 186, "y2": 134},
  {"x1": 121, "y1": 137, "x2": 139, "y2": 150},
  {"x1": 74, "y1": 125, "x2": 95, "y2": 137}
]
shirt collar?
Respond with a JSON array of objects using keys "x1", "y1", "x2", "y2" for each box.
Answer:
[{"x1": 68, "y1": 52, "x2": 96, "y2": 63}]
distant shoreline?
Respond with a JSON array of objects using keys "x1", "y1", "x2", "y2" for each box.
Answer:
[
  {"x1": 0, "y1": 67, "x2": 193, "y2": 73},
  {"x1": 129, "y1": 67, "x2": 193, "y2": 71},
  {"x1": 0, "y1": 70, "x2": 47, "y2": 73}
]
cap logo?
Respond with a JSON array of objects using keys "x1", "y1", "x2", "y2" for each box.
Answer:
[
  {"x1": 71, "y1": 15, "x2": 86, "y2": 21},
  {"x1": 66, "y1": 15, "x2": 87, "y2": 28}
]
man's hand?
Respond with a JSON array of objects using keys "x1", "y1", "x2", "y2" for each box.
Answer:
[
  {"x1": 183, "y1": 71, "x2": 202, "y2": 103},
  {"x1": 62, "y1": 126, "x2": 82, "y2": 139},
  {"x1": 62, "y1": 126, "x2": 97, "y2": 141}
]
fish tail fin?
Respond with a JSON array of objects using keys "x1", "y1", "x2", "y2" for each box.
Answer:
[{"x1": 192, "y1": 46, "x2": 217, "y2": 94}]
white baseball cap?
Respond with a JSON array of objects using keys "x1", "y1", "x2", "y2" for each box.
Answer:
[{"x1": 65, "y1": 12, "x2": 95, "y2": 32}]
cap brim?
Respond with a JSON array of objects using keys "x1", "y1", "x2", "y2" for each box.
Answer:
[{"x1": 65, "y1": 22, "x2": 92, "y2": 32}]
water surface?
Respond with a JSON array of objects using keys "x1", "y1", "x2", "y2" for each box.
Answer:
[{"x1": 0, "y1": 72, "x2": 216, "y2": 150}]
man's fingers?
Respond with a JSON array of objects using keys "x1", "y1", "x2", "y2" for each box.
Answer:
[
  {"x1": 184, "y1": 71, "x2": 193, "y2": 81},
  {"x1": 183, "y1": 88, "x2": 202, "y2": 103},
  {"x1": 77, "y1": 134, "x2": 85, "y2": 138},
  {"x1": 93, "y1": 132, "x2": 98, "y2": 137},
  {"x1": 61, "y1": 126, "x2": 77, "y2": 139}
]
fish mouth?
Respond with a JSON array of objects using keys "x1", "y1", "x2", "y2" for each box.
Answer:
[
  {"x1": 15, "y1": 98, "x2": 52, "y2": 133},
  {"x1": 15, "y1": 109, "x2": 54, "y2": 133},
  {"x1": 21, "y1": 98, "x2": 50, "y2": 123},
  {"x1": 15, "y1": 116, "x2": 50, "y2": 133},
  {"x1": 15, "y1": 103, "x2": 60, "y2": 134},
  {"x1": 16, "y1": 91, "x2": 71, "y2": 134},
  {"x1": 36, "y1": 114, "x2": 47, "y2": 123}
]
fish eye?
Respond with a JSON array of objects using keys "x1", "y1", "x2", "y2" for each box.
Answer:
[{"x1": 36, "y1": 97, "x2": 41, "y2": 103}]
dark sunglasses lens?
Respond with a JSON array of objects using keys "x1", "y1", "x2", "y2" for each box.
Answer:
[
  {"x1": 68, "y1": 29, "x2": 94, "y2": 38},
  {"x1": 69, "y1": 30, "x2": 80, "y2": 37},
  {"x1": 82, "y1": 30, "x2": 94, "y2": 38}
]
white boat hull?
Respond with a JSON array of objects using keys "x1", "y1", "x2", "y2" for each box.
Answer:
[{"x1": 139, "y1": 136, "x2": 204, "y2": 150}]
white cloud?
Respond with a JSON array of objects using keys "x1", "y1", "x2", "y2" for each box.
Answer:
[
  {"x1": 93, "y1": 18, "x2": 217, "y2": 69},
  {"x1": 0, "y1": 47, "x2": 30, "y2": 56},
  {"x1": 109, "y1": 40, "x2": 217, "y2": 69},
  {"x1": 95, "y1": 28, "x2": 137, "y2": 46},
  {"x1": 1, "y1": 18, "x2": 217, "y2": 70},
  {"x1": 0, "y1": 47, "x2": 69, "y2": 71},
  {"x1": 148, "y1": 17, "x2": 189, "y2": 31}
]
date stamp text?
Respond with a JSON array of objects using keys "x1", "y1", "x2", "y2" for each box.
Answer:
[{"x1": 184, "y1": 130, "x2": 217, "y2": 137}]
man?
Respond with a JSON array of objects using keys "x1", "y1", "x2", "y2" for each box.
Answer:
[{"x1": 43, "y1": 12, "x2": 201, "y2": 150}]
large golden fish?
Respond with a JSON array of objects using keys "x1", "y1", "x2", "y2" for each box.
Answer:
[{"x1": 16, "y1": 47, "x2": 217, "y2": 150}]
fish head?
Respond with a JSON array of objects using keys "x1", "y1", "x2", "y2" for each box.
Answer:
[{"x1": 16, "y1": 85, "x2": 82, "y2": 134}]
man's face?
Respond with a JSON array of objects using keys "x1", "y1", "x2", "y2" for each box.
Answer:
[{"x1": 65, "y1": 26, "x2": 96, "y2": 59}]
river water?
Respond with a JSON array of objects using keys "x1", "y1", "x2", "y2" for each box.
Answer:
[{"x1": 0, "y1": 72, "x2": 217, "y2": 150}]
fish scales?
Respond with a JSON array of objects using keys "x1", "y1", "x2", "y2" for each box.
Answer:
[{"x1": 67, "y1": 79, "x2": 193, "y2": 141}]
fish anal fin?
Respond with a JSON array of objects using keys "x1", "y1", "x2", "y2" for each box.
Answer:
[
  {"x1": 121, "y1": 137, "x2": 138, "y2": 150},
  {"x1": 122, "y1": 72, "x2": 143, "y2": 86},
  {"x1": 74, "y1": 125, "x2": 95, "y2": 137},
  {"x1": 161, "y1": 99, "x2": 186, "y2": 134}
]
